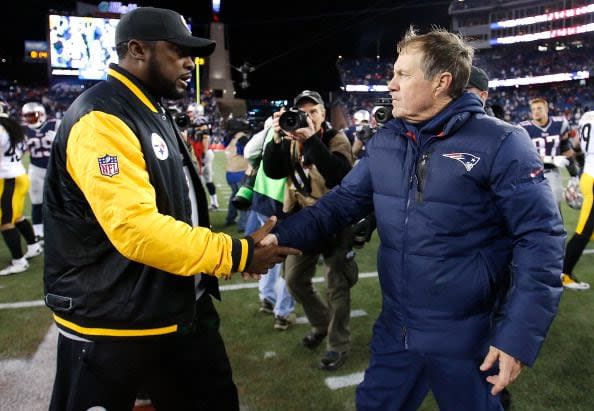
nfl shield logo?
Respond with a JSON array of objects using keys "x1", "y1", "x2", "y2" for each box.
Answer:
[{"x1": 98, "y1": 154, "x2": 119, "y2": 177}]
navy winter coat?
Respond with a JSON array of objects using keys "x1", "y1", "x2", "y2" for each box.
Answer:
[{"x1": 275, "y1": 93, "x2": 564, "y2": 366}]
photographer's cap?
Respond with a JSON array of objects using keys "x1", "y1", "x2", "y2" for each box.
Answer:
[
  {"x1": 116, "y1": 7, "x2": 216, "y2": 56},
  {"x1": 467, "y1": 66, "x2": 489, "y2": 92},
  {"x1": 294, "y1": 90, "x2": 324, "y2": 106}
]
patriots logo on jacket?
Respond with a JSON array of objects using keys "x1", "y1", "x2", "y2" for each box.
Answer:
[
  {"x1": 98, "y1": 154, "x2": 119, "y2": 177},
  {"x1": 442, "y1": 153, "x2": 480, "y2": 172}
]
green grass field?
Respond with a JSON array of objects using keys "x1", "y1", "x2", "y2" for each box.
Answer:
[{"x1": 1, "y1": 151, "x2": 593, "y2": 410}]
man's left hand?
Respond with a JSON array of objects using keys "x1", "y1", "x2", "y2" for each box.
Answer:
[{"x1": 479, "y1": 345, "x2": 524, "y2": 395}]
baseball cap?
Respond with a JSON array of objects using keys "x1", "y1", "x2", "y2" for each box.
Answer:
[
  {"x1": 116, "y1": 7, "x2": 216, "y2": 56},
  {"x1": 294, "y1": 90, "x2": 324, "y2": 106},
  {"x1": 467, "y1": 66, "x2": 489, "y2": 92}
]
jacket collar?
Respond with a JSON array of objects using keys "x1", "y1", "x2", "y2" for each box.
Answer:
[
  {"x1": 387, "y1": 93, "x2": 486, "y2": 139},
  {"x1": 107, "y1": 63, "x2": 160, "y2": 113}
]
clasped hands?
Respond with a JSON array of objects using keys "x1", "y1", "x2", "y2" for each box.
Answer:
[{"x1": 241, "y1": 216, "x2": 300, "y2": 280}]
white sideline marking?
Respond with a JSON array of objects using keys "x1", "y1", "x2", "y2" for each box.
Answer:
[
  {"x1": 219, "y1": 272, "x2": 378, "y2": 292},
  {"x1": 0, "y1": 324, "x2": 58, "y2": 410},
  {"x1": 296, "y1": 309, "x2": 368, "y2": 325},
  {"x1": 0, "y1": 272, "x2": 379, "y2": 310},
  {"x1": 0, "y1": 300, "x2": 46, "y2": 309},
  {"x1": 583, "y1": 249, "x2": 594, "y2": 254},
  {"x1": 263, "y1": 351, "x2": 277, "y2": 359},
  {"x1": 325, "y1": 372, "x2": 365, "y2": 390}
]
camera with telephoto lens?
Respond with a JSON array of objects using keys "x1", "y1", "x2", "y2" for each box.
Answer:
[
  {"x1": 231, "y1": 165, "x2": 259, "y2": 211},
  {"x1": 356, "y1": 124, "x2": 375, "y2": 143},
  {"x1": 373, "y1": 98, "x2": 394, "y2": 124},
  {"x1": 173, "y1": 112, "x2": 190, "y2": 129},
  {"x1": 279, "y1": 107, "x2": 309, "y2": 132}
]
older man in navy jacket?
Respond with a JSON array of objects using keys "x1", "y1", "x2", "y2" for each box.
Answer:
[{"x1": 261, "y1": 27, "x2": 564, "y2": 411}]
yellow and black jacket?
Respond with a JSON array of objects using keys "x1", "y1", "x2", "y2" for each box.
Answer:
[{"x1": 44, "y1": 64, "x2": 253, "y2": 339}]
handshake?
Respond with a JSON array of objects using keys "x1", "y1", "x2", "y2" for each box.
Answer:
[{"x1": 241, "y1": 216, "x2": 300, "y2": 279}]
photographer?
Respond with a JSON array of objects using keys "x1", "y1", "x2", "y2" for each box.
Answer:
[
  {"x1": 185, "y1": 103, "x2": 219, "y2": 210},
  {"x1": 224, "y1": 118, "x2": 251, "y2": 230},
  {"x1": 263, "y1": 90, "x2": 358, "y2": 371},
  {"x1": 240, "y1": 117, "x2": 296, "y2": 330},
  {"x1": 345, "y1": 109, "x2": 369, "y2": 146},
  {"x1": 351, "y1": 111, "x2": 374, "y2": 160}
]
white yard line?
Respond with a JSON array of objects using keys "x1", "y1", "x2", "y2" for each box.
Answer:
[
  {"x1": 0, "y1": 272, "x2": 379, "y2": 309},
  {"x1": 0, "y1": 300, "x2": 46, "y2": 309},
  {"x1": 0, "y1": 324, "x2": 58, "y2": 411},
  {"x1": 325, "y1": 372, "x2": 365, "y2": 390},
  {"x1": 295, "y1": 309, "x2": 368, "y2": 324}
]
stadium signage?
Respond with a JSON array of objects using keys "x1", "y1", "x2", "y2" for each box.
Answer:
[
  {"x1": 489, "y1": 71, "x2": 590, "y2": 88},
  {"x1": 344, "y1": 71, "x2": 590, "y2": 92},
  {"x1": 491, "y1": 4, "x2": 594, "y2": 29},
  {"x1": 97, "y1": 1, "x2": 138, "y2": 14},
  {"x1": 491, "y1": 23, "x2": 594, "y2": 45}
]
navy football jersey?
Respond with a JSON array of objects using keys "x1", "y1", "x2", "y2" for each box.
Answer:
[
  {"x1": 24, "y1": 119, "x2": 60, "y2": 168},
  {"x1": 520, "y1": 116, "x2": 570, "y2": 162}
]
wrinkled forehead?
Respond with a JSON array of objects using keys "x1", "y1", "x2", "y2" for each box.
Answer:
[{"x1": 394, "y1": 47, "x2": 424, "y2": 71}]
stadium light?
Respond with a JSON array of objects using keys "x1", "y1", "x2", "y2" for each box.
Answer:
[
  {"x1": 344, "y1": 71, "x2": 590, "y2": 92},
  {"x1": 490, "y1": 23, "x2": 594, "y2": 45},
  {"x1": 491, "y1": 4, "x2": 594, "y2": 29}
]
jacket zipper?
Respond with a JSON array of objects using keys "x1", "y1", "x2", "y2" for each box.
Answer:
[
  {"x1": 402, "y1": 144, "x2": 418, "y2": 351},
  {"x1": 415, "y1": 152, "x2": 430, "y2": 202},
  {"x1": 402, "y1": 325, "x2": 408, "y2": 349}
]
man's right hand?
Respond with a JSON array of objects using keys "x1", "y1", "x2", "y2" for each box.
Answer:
[
  {"x1": 243, "y1": 217, "x2": 301, "y2": 276},
  {"x1": 272, "y1": 109, "x2": 285, "y2": 144}
]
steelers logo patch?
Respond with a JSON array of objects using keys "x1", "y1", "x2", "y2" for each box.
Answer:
[{"x1": 151, "y1": 133, "x2": 169, "y2": 160}]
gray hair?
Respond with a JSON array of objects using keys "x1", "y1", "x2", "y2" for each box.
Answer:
[{"x1": 397, "y1": 26, "x2": 474, "y2": 99}]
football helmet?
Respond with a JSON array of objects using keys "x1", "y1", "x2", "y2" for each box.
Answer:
[
  {"x1": 186, "y1": 102, "x2": 204, "y2": 119},
  {"x1": 353, "y1": 109, "x2": 370, "y2": 125},
  {"x1": 565, "y1": 177, "x2": 583, "y2": 210},
  {"x1": 21, "y1": 102, "x2": 47, "y2": 129}
]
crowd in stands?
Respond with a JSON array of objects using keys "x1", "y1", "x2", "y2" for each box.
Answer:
[
  {"x1": 337, "y1": 57, "x2": 393, "y2": 88},
  {"x1": 0, "y1": 81, "x2": 222, "y2": 138},
  {"x1": 488, "y1": 81, "x2": 593, "y2": 124},
  {"x1": 2, "y1": 34, "x2": 593, "y2": 133},
  {"x1": 335, "y1": 78, "x2": 593, "y2": 126},
  {"x1": 474, "y1": 38, "x2": 594, "y2": 80},
  {"x1": 336, "y1": 35, "x2": 594, "y2": 126},
  {"x1": 449, "y1": 0, "x2": 497, "y2": 12}
]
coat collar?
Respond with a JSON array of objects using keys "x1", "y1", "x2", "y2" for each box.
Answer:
[{"x1": 107, "y1": 63, "x2": 161, "y2": 113}]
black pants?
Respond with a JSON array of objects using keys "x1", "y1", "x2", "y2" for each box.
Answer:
[
  {"x1": 49, "y1": 295, "x2": 239, "y2": 411},
  {"x1": 564, "y1": 174, "x2": 594, "y2": 275}
]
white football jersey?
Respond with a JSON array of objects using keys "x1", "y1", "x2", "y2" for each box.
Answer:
[
  {"x1": 0, "y1": 124, "x2": 26, "y2": 178},
  {"x1": 579, "y1": 111, "x2": 594, "y2": 177}
]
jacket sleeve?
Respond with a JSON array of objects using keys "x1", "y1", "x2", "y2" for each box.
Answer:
[
  {"x1": 243, "y1": 126, "x2": 268, "y2": 162},
  {"x1": 262, "y1": 136, "x2": 291, "y2": 179},
  {"x1": 489, "y1": 126, "x2": 564, "y2": 366},
  {"x1": 66, "y1": 111, "x2": 252, "y2": 277},
  {"x1": 275, "y1": 157, "x2": 374, "y2": 250},
  {"x1": 302, "y1": 131, "x2": 352, "y2": 188}
]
